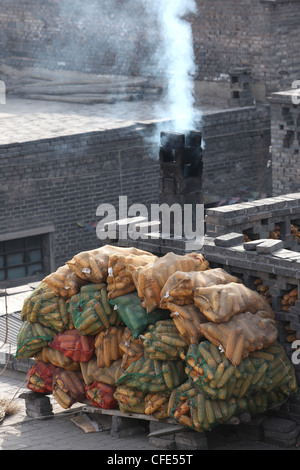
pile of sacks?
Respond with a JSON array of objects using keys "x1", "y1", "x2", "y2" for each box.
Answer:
[{"x1": 18, "y1": 245, "x2": 298, "y2": 432}]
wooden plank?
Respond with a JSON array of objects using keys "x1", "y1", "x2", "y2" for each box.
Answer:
[{"x1": 81, "y1": 405, "x2": 176, "y2": 424}]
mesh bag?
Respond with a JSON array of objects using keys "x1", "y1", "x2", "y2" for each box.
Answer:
[
  {"x1": 43, "y1": 265, "x2": 88, "y2": 300},
  {"x1": 199, "y1": 310, "x2": 278, "y2": 365},
  {"x1": 119, "y1": 327, "x2": 144, "y2": 370},
  {"x1": 168, "y1": 303, "x2": 208, "y2": 345},
  {"x1": 49, "y1": 329, "x2": 95, "y2": 363},
  {"x1": 114, "y1": 386, "x2": 146, "y2": 414},
  {"x1": 34, "y1": 346, "x2": 81, "y2": 371},
  {"x1": 68, "y1": 283, "x2": 122, "y2": 335},
  {"x1": 27, "y1": 361, "x2": 56, "y2": 394},
  {"x1": 168, "y1": 381, "x2": 271, "y2": 432},
  {"x1": 107, "y1": 252, "x2": 158, "y2": 299},
  {"x1": 53, "y1": 368, "x2": 85, "y2": 409},
  {"x1": 144, "y1": 392, "x2": 171, "y2": 419},
  {"x1": 184, "y1": 341, "x2": 297, "y2": 402},
  {"x1": 21, "y1": 282, "x2": 71, "y2": 334},
  {"x1": 109, "y1": 292, "x2": 170, "y2": 339},
  {"x1": 116, "y1": 353, "x2": 186, "y2": 393},
  {"x1": 129, "y1": 252, "x2": 210, "y2": 313},
  {"x1": 160, "y1": 268, "x2": 240, "y2": 308},
  {"x1": 67, "y1": 245, "x2": 152, "y2": 284},
  {"x1": 85, "y1": 382, "x2": 118, "y2": 409},
  {"x1": 80, "y1": 358, "x2": 124, "y2": 387},
  {"x1": 141, "y1": 320, "x2": 189, "y2": 361},
  {"x1": 94, "y1": 326, "x2": 124, "y2": 368},
  {"x1": 15, "y1": 321, "x2": 56, "y2": 359},
  {"x1": 194, "y1": 282, "x2": 275, "y2": 323}
]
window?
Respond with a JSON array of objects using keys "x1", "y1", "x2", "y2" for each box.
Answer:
[{"x1": 0, "y1": 235, "x2": 44, "y2": 282}]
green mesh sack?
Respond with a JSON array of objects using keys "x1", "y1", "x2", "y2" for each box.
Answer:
[
  {"x1": 114, "y1": 386, "x2": 146, "y2": 414},
  {"x1": 68, "y1": 283, "x2": 122, "y2": 335},
  {"x1": 185, "y1": 340, "x2": 298, "y2": 401},
  {"x1": 21, "y1": 282, "x2": 70, "y2": 334},
  {"x1": 141, "y1": 320, "x2": 189, "y2": 361},
  {"x1": 109, "y1": 293, "x2": 170, "y2": 339},
  {"x1": 116, "y1": 353, "x2": 186, "y2": 393},
  {"x1": 15, "y1": 321, "x2": 56, "y2": 359},
  {"x1": 168, "y1": 380, "x2": 270, "y2": 432}
]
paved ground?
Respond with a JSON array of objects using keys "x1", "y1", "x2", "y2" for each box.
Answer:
[{"x1": 0, "y1": 367, "x2": 298, "y2": 452}]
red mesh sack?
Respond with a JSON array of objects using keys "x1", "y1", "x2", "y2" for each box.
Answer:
[
  {"x1": 85, "y1": 382, "x2": 118, "y2": 409},
  {"x1": 27, "y1": 361, "x2": 56, "y2": 394},
  {"x1": 49, "y1": 329, "x2": 95, "y2": 363},
  {"x1": 53, "y1": 368, "x2": 85, "y2": 409}
]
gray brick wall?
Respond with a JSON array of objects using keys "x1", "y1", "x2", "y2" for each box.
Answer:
[
  {"x1": 0, "y1": 0, "x2": 300, "y2": 98},
  {"x1": 0, "y1": 125, "x2": 160, "y2": 272}
]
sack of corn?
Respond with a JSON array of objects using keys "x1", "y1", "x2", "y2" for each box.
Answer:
[
  {"x1": 94, "y1": 326, "x2": 124, "y2": 368},
  {"x1": 15, "y1": 321, "x2": 56, "y2": 359},
  {"x1": 67, "y1": 245, "x2": 153, "y2": 284},
  {"x1": 85, "y1": 382, "x2": 118, "y2": 409},
  {"x1": 114, "y1": 386, "x2": 146, "y2": 414},
  {"x1": 184, "y1": 341, "x2": 297, "y2": 402},
  {"x1": 119, "y1": 327, "x2": 144, "y2": 370},
  {"x1": 107, "y1": 252, "x2": 158, "y2": 299},
  {"x1": 160, "y1": 268, "x2": 240, "y2": 308},
  {"x1": 168, "y1": 381, "x2": 270, "y2": 432},
  {"x1": 27, "y1": 361, "x2": 56, "y2": 394},
  {"x1": 117, "y1": 353, "x2": 186, "y2": 393},
  {"x1": 43, "y1": 265, "x2": 88, "y2": 299},
  {"x1": 53, "y1": 368, "x2": 85, "y2": 409},
  {"x1": 194, "y1": 282, "x2": 275, "y2": 323},
  {"x1": 168, "y1": 303, "x2": 208, "y2": 345},
  {"x1": 68, "y1": 283, "x2": 122, "y2": 336},
  {"x1": 129, "y1": 252, "x2": 209, "y2": 313},
  {"x1": 109, "y1": 292, "x2": 170, "y2": 339},
  {"x1": 21, "y1": 282, "x2": 71, "y2": 333},
  {"x1": 34, "y1": 346, "x2": 80, "y2": 371},
  {"x1": 141, "y1": 319, "x2": 189, "y2": 361},
  {"x1": 49, "y1": 329, "x2": 95, "y2": 363},
  {"x1": 145, "y1": 392, "x2": 171, "y2": 419},
  {"x1": 199, "y1": 310, "x2": 278, "y2": 365},
  {"x1": 80, "y1": 357, "x2": 124, "y2": 387}
]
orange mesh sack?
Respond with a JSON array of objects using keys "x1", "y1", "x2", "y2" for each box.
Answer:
[
  {"x1": 168, "y1": 303, "x2": 208, "y2": 345},
  {"x1": 80, "y1": 358, "x2": 124, "y2": 387},
  {"x1": 53, "y1": 368, "x2": 85, "y2": 409},
  {"x1": 49, "y1": 329, "x2": 95, "y2": 363},
  {"x1": 199, "y1": 310, "x2": 278, "y2": 365},
  {"x1": 144, "y1": 392, "x2": 171, "y2": 419},
  {"x1": 34, "y1": 346, "x2": 81, "y2": 371},
  {"x1": 94, "y1": 326, "x2": 124, "y2": 368},
  {"x1": 27, "y1": 361, "x2": 56, "y2": 394},
  {"x1": 43, "y1": 265, "x2": 87, "y2": 300},
  {"x1": 67, "y1": 245, "x2": 154, "y2": 284},
  {"x1": 160, "y1": 268, "x2": 240, "y2": 308},
  {"x1": 129, "y1": 252, "x2": 210, "y2": 313},
  {"x1": 194, "y1": 282, "x2": 275, "y2": 323},
  {"x1": 119, "y1": 327, "x2": 145, "y2": 370},
  {"x1": 107, "y1": 252, "x2": 158, "y2": 299}
]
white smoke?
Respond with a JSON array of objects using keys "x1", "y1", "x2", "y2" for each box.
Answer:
[{"x1": 143, "y1": 0, "x2": 202, "y2": 136}]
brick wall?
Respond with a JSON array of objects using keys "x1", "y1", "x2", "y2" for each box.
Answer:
[
  {"x1": 0, "y1": 124, "x2": 160, "y2": 275},
  {"x1": 0, "y1": 0, "x2": 300, "y2": 99},
  {"x1": 270, "y1": 90, "x2": 300, "y2": 196},
  {"x1": 202, "y1": 104, "x2": 271, "y2": 202}
]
